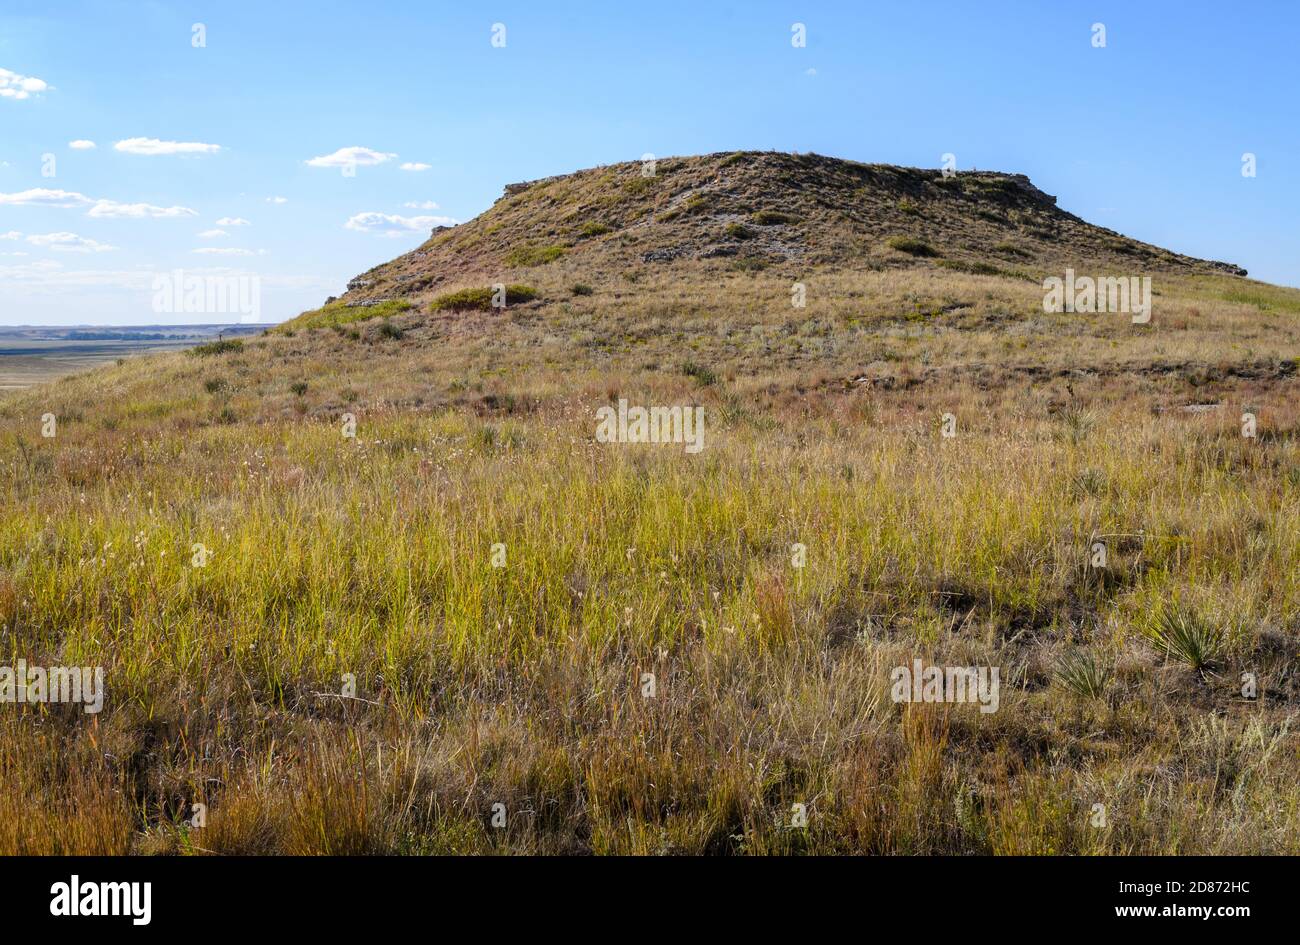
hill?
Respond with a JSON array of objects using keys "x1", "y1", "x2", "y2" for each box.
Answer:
[
  {"x1": 291, "y1": 150, "x2": 1247, "y2": 328},
  {"x1": 1, "y1": 151, "x2": 1298, "y2": 855}
]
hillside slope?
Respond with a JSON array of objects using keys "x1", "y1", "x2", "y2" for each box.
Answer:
[
  {"x1": 2, "y1": 153, "x2": 1298, "y2": 856},
  {"x1": 293, "y1": 150, "x2": 1246, "y2": 327}
]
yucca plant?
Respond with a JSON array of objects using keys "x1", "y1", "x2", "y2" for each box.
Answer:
[
  {"x1": 1058, "y1": 405, "x2": 1096, "y2": 445},
  {"x1": 1054, "y1": 650, "x2": 1110, "y2": 699},
  {"x1": 1145, "y1": 609, "x2": 1223, "y2": 672}
]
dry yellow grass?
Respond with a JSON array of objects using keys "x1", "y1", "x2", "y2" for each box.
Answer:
[{"x1": 1, "y1": 156, "x2": 1297, "y2": 855}]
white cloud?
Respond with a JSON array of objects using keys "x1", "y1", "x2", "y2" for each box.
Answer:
[
  {"x1": 0, "y1": 67, "x2": 49, "y2": 101},
  {"x1": 114, "y1": 137, "x2": 221, "y2": 156},
  {"x1": 404, "y1": 200, "x2": 440, "y2": 210},
  {"x1": 345, "y1": 211, "x2": 458, "y2": 237},
  {"x1": 400, "y1": 162, "x2": 432, "y2": 172},
  {"x1": 0, "y1": 260, "x2": 326, "y2": 294},
  {"x1": 88, "y1": 200, "x2": 197, "y2": 219},
  {"x1": 27, "y1": 232, "x2": 117, "y2": 253},
  {"x1": 216, "y1": 216, "x2": 251, "y2": 226},
  {"x1": 192, "y1": 247, "x2": 256, "y2": 256},
  {"x1": 0, "y1": 230, "x2": 20, "y2": 240},
  {"x1": 0, "y1": 259, "x2": 148, "y2": 290},
  {"x1": 307, "y1": 146, "x2": 397, "y2": 168},
  {"x1": 0, "y1": 188, "x2": 94, "y2": 208},
  {"x1": 0, "y1": 189, "x2": 196, "y2": 219},
  {"x1": 198, "y1": 229, "x2": 228, "y2": 238},
  {"x1": 265, "y1": 196, "x2": 287, "y2": 204},
  {"x1": 68, "y1": 139, "x2": 97, "y2": 150}
]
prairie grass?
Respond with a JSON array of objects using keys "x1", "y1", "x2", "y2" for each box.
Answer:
[{"x1": 1, "y1": 192, "x2": 1298, "y2": 854}]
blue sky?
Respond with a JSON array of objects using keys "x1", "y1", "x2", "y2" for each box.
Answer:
[{"x1": 1, "y1": 0, "x2": 1296, "y2": 325}]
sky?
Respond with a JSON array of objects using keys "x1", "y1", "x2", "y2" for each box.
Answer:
[{"x1": 0, "y1": 0, "x2": 1296, "y2": 325}]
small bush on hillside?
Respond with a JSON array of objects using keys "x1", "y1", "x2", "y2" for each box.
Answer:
[
  {"x1": 681, "y1": 360, "x2": 718, "y2": 385},
  {"x1": 277, "y1": 299, "x2": 413, "y2": 333},
  {"x1": 622, "y1": 176, "x2": 654, "y2": 196},
  {"x1": 936, "y1": 259, "x2": 1006, "y2": 277},
  {"x1": 429, "y1": 285, "x2": 539, "y2": 312},
  {"x1": 661, "y1": 193, "x2": 711, "y2": 222},
  {"x1": 886, "y1": 235, "x2": 940, "y2": 257},
  {"x1": 571, "y1": 283, "x2": 594, "y2": 296},
  {"x1": 725, "y1": 222, "x2": 756, "y2": 240},
  {"x1": 897, "y1": 198, "x2": 919, "y2": 215},
  {"x1": 290, "y1": 381, "x2": 309, "y2": 396},
  {"x1": 504, "y1": 244, "x2": 565, "y2": 267},
  {"x1": 189, "y1": 338, "x2": 243, "y2": 357},
  {"x1": 578, "y1": 222, "x2": 612, "y2": 238},
  {"x1": 751, "y1": 210, "x2": 801, "y2": 226},
  {"x1": 378, "y1": 321, "x2": 403, "y2": 340},
  {"x1": 993, "y1": 241, "x2": 1031, "y2": 259}
]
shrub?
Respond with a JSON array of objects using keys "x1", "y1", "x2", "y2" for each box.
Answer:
[
  {"x1": 886, "y1": 236, "x2": 939, "y2": 257},
  {"x1": 570, "y1": 283, "x2": 594, "y2": 296},
  {"x1": 578, "y1": 222, "x2": 612, "y2": 238},
  {"x1": 189, "y1": 338, "x2": 243, "y2": 357},
  {"x1": 203, "y1": 377, "x2": 229, "y2": 394},
  {"x1": 751, "y1": 210, "x2": 800, "y2": 226},
  {"x1": 663, "y1": 193, "x2": 711, "y2": 221},
  {"x1": 725, "y1": 222, "x2": 756, "y2": 240},
  {"x1": 897, "y1": 198, "x2": 919, "y2": 215},
  {"x1": 429, "y1": 285, "x2": 539, "y2": 312},
  {"x1": 377, "y1": 321, "x2": 403, "y2": 340},
  {"x1": 681, "y1": 360, "x2": 718, "y2": 385},
  {"x1": 275, "y1": 299, "x2": 412, "y2": 333},
  {"x1": 622, "y1": 176, "x2": 654, "y2": 195},
  {"x1": 504, "y1": 244, "x2": 565, "y2": 267},
  {"x1": 936, "y1": 259, "x2": 1005, "y2": 277},
  {"x1": 290, "y1": 382, "x2": 309, "y2": 396}
]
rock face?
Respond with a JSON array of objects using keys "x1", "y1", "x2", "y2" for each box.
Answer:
[{"x1": 332, "y1": 150, "x2": 1250, "y2": 307}]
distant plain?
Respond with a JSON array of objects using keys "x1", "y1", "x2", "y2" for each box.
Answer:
[{"x1": 0, "y1": 325, "x2": 266, "y2": 389}]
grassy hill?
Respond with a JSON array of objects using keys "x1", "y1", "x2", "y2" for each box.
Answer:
[{"x1": 2, "y1": 151, "x2": 1298, "y2": 854}]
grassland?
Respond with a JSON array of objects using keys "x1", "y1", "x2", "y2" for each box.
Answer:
[{"x1": 1, "y1": 153, "x2": 1297, "y2": 855}]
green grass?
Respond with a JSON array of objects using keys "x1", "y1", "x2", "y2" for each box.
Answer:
[
  {"x1": 188, "y1": 338, "x2": 245, "y2": 356},
  {"x1": 1, "y1": 152, "x2": 1299, "y2": 856},
  {"x1": 751, "y1": 210, "x2": 801, "y2": 226},
  {"x1": 276, "y1": 299, "x2": 413, "y2": 333},
  {"x1": 428, "y1": 284, "x2": 539, "y2": 312},
  {"x1": 1219, "y1": 283, "x2": 1300, "y2": 314},
  {"x1": 504, "y1": 244, "x2": 566, "y2": 267},
  {"x1": 886, "y1": 236, "x2": 940, "y2": 257}
]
